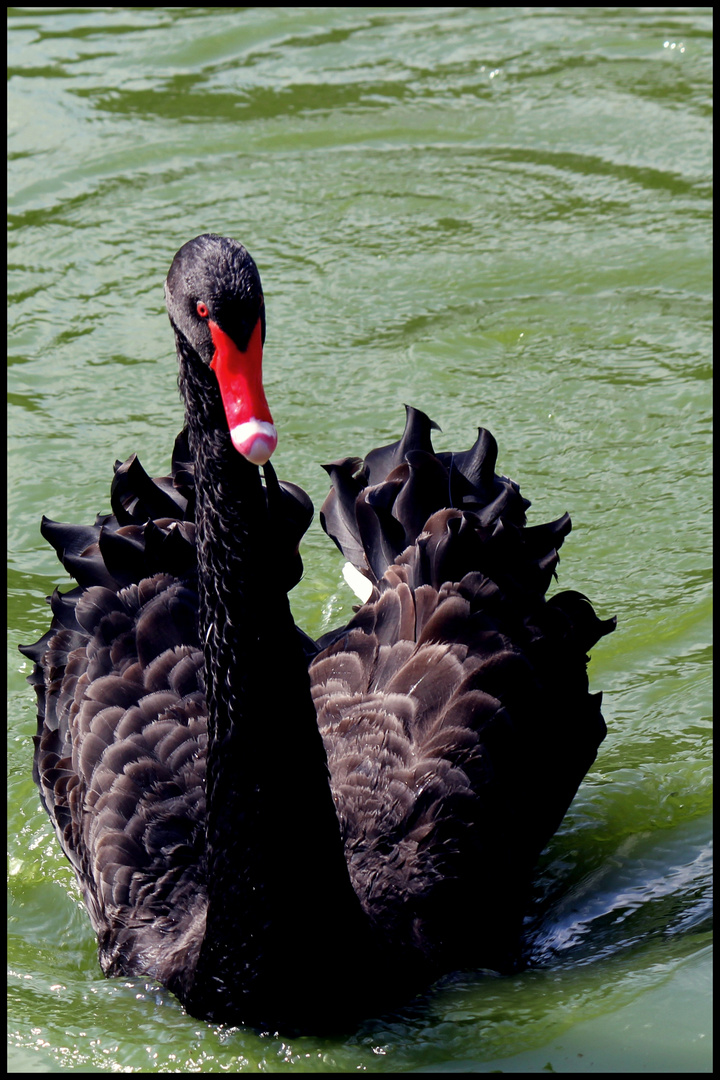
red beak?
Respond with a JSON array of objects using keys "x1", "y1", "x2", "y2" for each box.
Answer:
[{"x1": 209, "y1": 317, "x2": 277, "y2": 464}]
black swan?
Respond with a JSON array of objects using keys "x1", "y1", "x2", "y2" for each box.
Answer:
[{"x1": 21, "y1": 233, "x2": 615, "y2": 1033}]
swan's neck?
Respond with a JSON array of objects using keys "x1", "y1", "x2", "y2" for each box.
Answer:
[{"x1": 180, "y1": 359, "x2": 368, "y2": 1027}]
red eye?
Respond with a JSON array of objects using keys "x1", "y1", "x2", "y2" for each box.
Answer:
[{"x1": 196, "y1": 301, "x2": 209, "y2": 318}]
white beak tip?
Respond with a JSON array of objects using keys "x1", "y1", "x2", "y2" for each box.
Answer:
[{"x1": 231, "y1": 420, "x2": 278, "y2": 464}]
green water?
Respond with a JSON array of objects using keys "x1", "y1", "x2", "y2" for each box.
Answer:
[{"x1": 8, "y1": 7, "x2": 711, "y2": 1072}]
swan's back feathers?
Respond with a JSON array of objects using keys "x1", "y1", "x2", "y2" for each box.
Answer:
[
  {"x1": 313, "y1": 408, "x2": 614, "y2": 970},
  {"x1": 20, "y1": 434, "x2": 316, "y2": 995}
]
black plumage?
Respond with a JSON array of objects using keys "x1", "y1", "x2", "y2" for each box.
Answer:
[{"x1": 21, "y1": 233, "x2": 615, "y2": 1033}]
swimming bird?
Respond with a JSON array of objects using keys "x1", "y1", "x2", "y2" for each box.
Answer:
[{"x1": 21, "y1": 233, "x2": 615, "y2": 1033}]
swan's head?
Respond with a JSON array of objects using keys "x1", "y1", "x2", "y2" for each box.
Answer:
[{"x1": 165, "y1": 233, "x2": 277, "y2": 465}]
